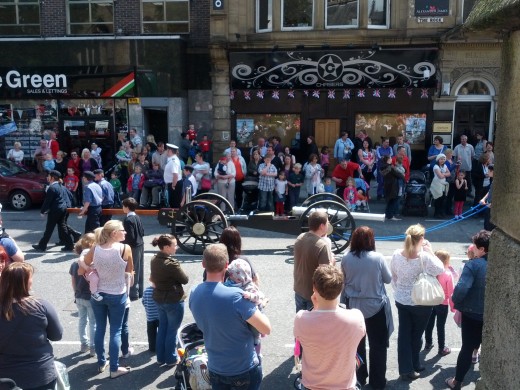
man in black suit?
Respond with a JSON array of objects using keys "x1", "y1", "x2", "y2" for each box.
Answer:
[{"x1": 32, "y1": 170, "x2": 74, "y2": 251}]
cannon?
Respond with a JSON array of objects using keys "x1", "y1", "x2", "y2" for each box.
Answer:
[{"x1": 157, "y1": 192, "x2": 385, "y2": 255}]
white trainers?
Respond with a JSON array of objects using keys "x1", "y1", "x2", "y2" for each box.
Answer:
[
  {"x1": 121, "y1": 347, "x2": 134, "y2": 359},
  {"x1": 92, "y1": 293, "x2": 103, "y2": 301}
]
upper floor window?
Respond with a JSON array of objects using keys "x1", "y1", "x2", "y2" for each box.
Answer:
[
  {"x1": 326, "y1": 0, "x2": 359, "y2": 28},
  {"x1": 68, "y1": 0, "x2": 114, "y2": 35},
  {"x1": 282, "y1": 0, "x2": 313, "y2": 30},
  {"x1": 256, "y1": 0, "x2": 273, "y2": 32},
  {"x1": 367, "y1": 0, "x2": 389, "y2": 28},
  {"x1": 0, "y1": 0, "x2": 40, "y2": 36},
  {"x1": 142, "y1": 0, "x2": 189, "y2": 34}
]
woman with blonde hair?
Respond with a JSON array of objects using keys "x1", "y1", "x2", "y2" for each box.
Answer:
[
  {"x1": 79, "y1": 147, "x2": 99, "y2": 173},
  {"x1": 83, "y1": 220, "x2": 134, "y2": 378},
  {"x1": 0, "y1": 262, "x2": 63, "y2": 389},
  {"x1": 390, "y1": 224, "x2": 444, "y2": 381}
]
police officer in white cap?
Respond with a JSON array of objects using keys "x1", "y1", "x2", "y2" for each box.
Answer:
[{"x1": 163, "y1": 143, "x2": 182, "y2": 208}]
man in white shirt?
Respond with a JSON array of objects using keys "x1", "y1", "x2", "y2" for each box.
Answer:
[{"x1": 163, "y1": 144, "x2": 182, "y2": 208}]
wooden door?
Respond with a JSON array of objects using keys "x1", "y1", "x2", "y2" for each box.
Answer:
[
  {"x1": 314, "y1": 119, "x2": 340, "y2": 173},
  {"x1": 454, "y1": 102, "x2": 491, "y2": 146}
]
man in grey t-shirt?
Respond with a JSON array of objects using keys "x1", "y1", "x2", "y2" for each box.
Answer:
[{"x1": 453, "y1": 135, "x2": 475, "y2": 196}]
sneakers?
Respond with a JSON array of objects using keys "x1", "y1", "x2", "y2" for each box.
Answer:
[
  {"x1": 92, "y1": 292, "x2": 103, "y2": 301},
  {"x1": 80, "y1": 344, "x2": 89, "y2": 353},
  {"x1": 121, "y1": 347, "x2": 134, "y2": 359}
]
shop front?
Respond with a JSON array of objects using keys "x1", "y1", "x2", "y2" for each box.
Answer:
[
  {"x1": 229, "y1": 47, "x2": 438, "y2": 168},
  {"x1": 0, "y1": 67, "x2": 134, "y2": 169}
]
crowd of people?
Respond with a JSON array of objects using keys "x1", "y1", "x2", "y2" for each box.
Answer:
[
  {"x1": 293, "y1": 217, "x2": 491, "y2": 390},
  {"x1": 0, "y1": 126, "x2": 496, "y2": 389}
]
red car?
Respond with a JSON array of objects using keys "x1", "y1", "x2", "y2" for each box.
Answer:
[{"x1": 0, "y1": 159, "x2": 47, "y2": 210}]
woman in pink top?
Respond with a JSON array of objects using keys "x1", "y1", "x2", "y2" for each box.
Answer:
[
  {"x1": 424, "y1": 250, "x2": 458, "y2": 356},
  {"x1": 83, "y1": 220, "x2": 134, "y2": 379}
]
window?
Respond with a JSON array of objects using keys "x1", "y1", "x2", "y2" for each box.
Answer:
[
  {"x1": 457, "y1": 80, "x2": 490, "y2": 95},
  {"x1": 68, "y1": 0, "x2": 114, "y2": 35},
  {"x1": 256, "y1": 0, "x2": 272, "y2": 32},
  {"x1": 0, "y1": 1, "x2": 40, "y2": 36},
  {"x1": 367, "y1": 0, "x2": 389, "y2": 28},
  {"x1": 326, "y1": 0, "x2": 358, "y2": 28},
  {"x1": 142, "y1": 0, "x2": 189, "y2": 34},
  {"x1": 282, "y1": 0, "x2": 313, "y2": 30}
]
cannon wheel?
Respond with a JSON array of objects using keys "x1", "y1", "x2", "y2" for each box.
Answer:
[
  {"x1": 299, "y1": 200, "x2": 355, "y2": 254},
  {"x1": 173, "y1": 200, "x2": 229, "y2": 255},
  {"x1": 300, "y1": 193, "x2": 345, "y2": 207},
  {"x1": 194, "y1": 192, "x2": 235, "y2": 216}
]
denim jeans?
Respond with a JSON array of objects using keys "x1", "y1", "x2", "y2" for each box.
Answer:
[
  {"x1": 395, "y1": 301, "x2": 433, "y2": 375},
  {"x1": 91, "y1": 292, "x2": 127, "y2": 372},
  {"x1": 424, "y1": 304, "x2": 449, "y2": 351},
  {"x1": 258, "y1": 190, "x2": 274, "y2": 211},
  {"x1": 156, "y1": 301, "x2": 185, "y2": 365},
  {"x1": 76, "y1": 298, "x2": 96, "y2": 348},
  {"x1": 121, "y1": 307, "x2": 130, "y2": 355},
  {"x1": 295, "y1": 293, "x2": 313, "y2": 313},
  {"x1": 209, "y1": 364, "x2": 262, "y2": 390}
]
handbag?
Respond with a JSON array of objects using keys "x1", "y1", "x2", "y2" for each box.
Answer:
[
  {"x1": 411, "y1": 255, "x2": 445, "y2": 306},
  {"x1": 200, "y1": 177, "x2": 212, "y2": 191}
]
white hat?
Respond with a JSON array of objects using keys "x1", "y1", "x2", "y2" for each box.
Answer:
[
  {"x1": 436, "y1": 153, "x2": 446, "y2": 161},
  {"x1": 166, "y1": 143, "x2": 178, "y2": 150}
]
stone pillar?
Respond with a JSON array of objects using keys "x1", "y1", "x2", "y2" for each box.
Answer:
[
  {"x1": 209, "y1": 43, "x2": 231, "y2": 164},
  {"x1": 477, "y1": 30, "x2": 520, "y2": 390}
]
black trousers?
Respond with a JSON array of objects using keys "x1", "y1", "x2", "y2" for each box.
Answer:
[
  {"x1": 39, "y1": 209, "x2": 73, "y2": 250},
  {"x1": 357, "y1": 306, "x2": 389, "y2": 389},
  {"x1": 85, "y1": 205, "x2": 101, "y2": 233},
  {"x1": 455, "y1": 313, "x2": 483, "y2": 382},
  {"x1": 100, "y1": 204, "x2": 113, "y2": 226},
  {"x1": 424, "y1": 304, "x2": 449, "y2": 351},
  {"x1": 147, "y1": 319, "x2": 160, "y2": 352},
  {"x1": 166, "y1": 182, "x2": 183, "y2": 208},
  {"x1": 130, "y1": 244, "x2": 144, "y2": 299},
  {"x1": 235, "y1": 180, "x2": 244, "y2": 210}
]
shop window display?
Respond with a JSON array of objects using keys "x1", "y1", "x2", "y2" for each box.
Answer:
[
  {"x1": 355, "y1": 113, "x2": 426, "y2": 148},
  {"x1": 236, "y1": 114, "x2": 301, "y2": 151}
]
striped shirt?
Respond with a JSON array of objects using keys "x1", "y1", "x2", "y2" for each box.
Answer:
[{"x1": 142, "y1": 286, "x2": 159, "y2": 321}]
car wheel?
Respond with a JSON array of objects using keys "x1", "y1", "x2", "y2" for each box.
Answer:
[{"x1": 9, "y1": 190, "x2": 32, "y2": 211}]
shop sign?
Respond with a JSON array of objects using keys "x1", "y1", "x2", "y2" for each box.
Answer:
[
  {"x1": 128, "y1": 98, "x2": 140, "y2": 104},
  {"x1": 414, "y1": 0, "x2": 449, "y2": 17},
  {"x1": 230, "y1": 49, "x2": 437, "y2": 89},
  {"x1": 0, "y1": 70, "x2": 68, "y2": 94}
]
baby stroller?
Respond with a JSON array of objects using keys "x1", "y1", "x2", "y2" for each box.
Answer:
[
  {"x1": 174, "y1": 323, "x2": 211, "y2": 390},
  {"x1": 239, "y1": 178, "x2": 259, "y2": 213},
  {"x1": 402, "y1": 170, "x2": 428, "y2": 217},
  {"x1": 354, "y1": 178, "x2": 370, "y2": 212}
]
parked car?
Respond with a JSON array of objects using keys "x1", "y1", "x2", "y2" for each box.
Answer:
[{"x1": 0, "y1": 159, "x2": 47, "y2": 210}]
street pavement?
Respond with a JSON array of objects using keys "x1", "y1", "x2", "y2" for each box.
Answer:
[{"x1": 2, "y1": 199, "x2": 484, "y2": 389}]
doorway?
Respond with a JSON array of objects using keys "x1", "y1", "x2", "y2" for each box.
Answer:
[
  {"x1": 454, "y1": 102, "x2": 491, "y2": 145},
  {"x1": 144, "y1": 108, "x2": 168, "y2": 143},
  {"x1": 314, "y1": 119, "x2": 340, "y2": 173}
]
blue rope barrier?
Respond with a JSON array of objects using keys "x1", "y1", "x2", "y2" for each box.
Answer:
[{"x1": 342, "y1": 204, "x2": 488, "y2": 241}]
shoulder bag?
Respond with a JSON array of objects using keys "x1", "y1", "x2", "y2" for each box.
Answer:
[{"x1": 411, "y1": 254, "x2": 445, "y2": 306}]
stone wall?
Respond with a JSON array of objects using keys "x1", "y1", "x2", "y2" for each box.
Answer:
[{"x1": 477, "y1": 29, "x2": 520, "y2": 390}]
